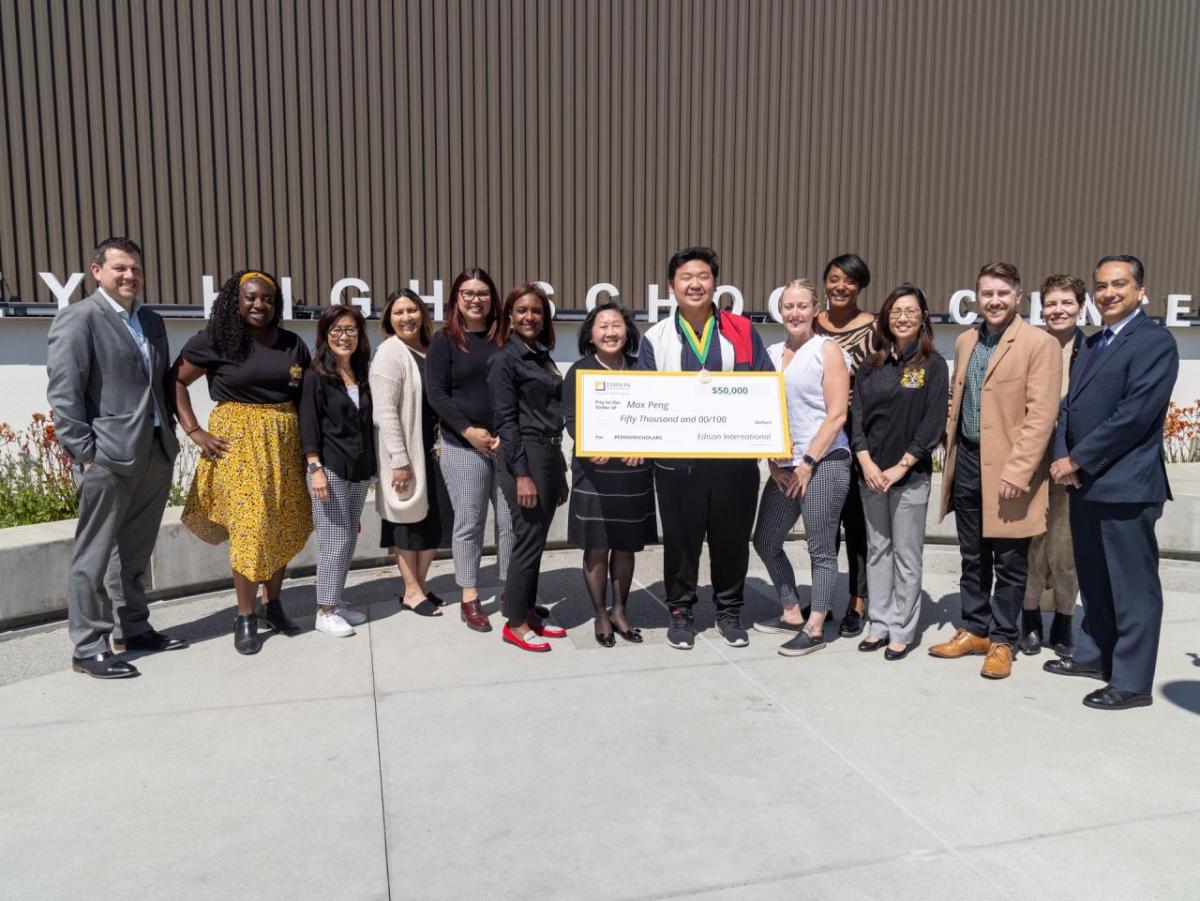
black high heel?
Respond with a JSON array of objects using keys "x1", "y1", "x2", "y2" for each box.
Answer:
[
  {"x1": 234, "y1": 614, "x2": 261, "y2": 655},
  {"x1": 259, "y1": 599, "x2": 300, "y2": 636}
]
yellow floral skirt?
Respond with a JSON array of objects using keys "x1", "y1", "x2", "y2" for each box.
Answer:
[{"x1": 182, "y1": 402, "x2": 313, "y2": 582}]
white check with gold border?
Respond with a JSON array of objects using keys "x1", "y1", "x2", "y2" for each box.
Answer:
[{"x1": 574, "y1": 371, "x2": 791, "y2": 459}]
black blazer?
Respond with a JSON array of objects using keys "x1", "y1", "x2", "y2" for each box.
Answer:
[
  {"x1": 1054, "y1": 313, "x2": 1178, "y2": 504},
  {"x1": 299, "y1": 370, "x2": 377, "y2": 481}
]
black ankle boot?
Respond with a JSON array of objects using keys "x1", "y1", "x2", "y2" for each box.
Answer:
[
  {"x1": 234, "y1": 614, "x2": 261, "y2": 655},
  {"x1": 259, "y1": 599, "x2": 301, "y2": 636},
  {"x1": 1018, "y1": 610, "x2": 1043, "y2": 656},
  {"x1": 1049, "y1": 612, "x2": 1074, "y2": 657}
]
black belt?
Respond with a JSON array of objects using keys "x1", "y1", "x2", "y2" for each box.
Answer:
[
  {"x1": 523, "y1": 432, "x2": 563, "y2": 446},
  {"x1": 958, "y1": 434, "x2": 980, "y2": 451}
]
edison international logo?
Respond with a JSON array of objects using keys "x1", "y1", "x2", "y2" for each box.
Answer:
[{"x1": 596, "y1": 379, "x2": 632, "y2": 396}]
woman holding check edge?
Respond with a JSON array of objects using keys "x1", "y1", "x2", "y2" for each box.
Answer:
[{"x1": 563, "y1": 301, "x2": 657, "y2": 647}]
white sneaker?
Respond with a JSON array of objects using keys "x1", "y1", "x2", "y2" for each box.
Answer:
[
  {"x1": 338, "y1": 606, "x2": 367, "y2": 626},
  {"x1": 315, "y1": 611, "x2": 355, "y2": 637}
]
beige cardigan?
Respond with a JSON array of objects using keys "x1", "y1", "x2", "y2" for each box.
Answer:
[{"x1": 369, "y1": 336, "x2": 430, "y2": 524}]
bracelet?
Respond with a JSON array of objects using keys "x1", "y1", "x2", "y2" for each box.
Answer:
[{"x1": 185, "y1": 425, "x2": 202, "y2": 435}]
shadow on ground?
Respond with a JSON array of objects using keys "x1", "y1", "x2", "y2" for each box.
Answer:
[{"x1": 1161, "y1": 679, "x2": 1200, "y2": 715}]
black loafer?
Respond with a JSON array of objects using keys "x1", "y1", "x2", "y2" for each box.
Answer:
[
  {"x1": 838, "y1": 609, "x2": 865, "y2": 637},
  {"x1": 259, "y1": 599, "x2": 301, "y2": 636},
  {"x1": 72, "y1": 651, "x2": 139, "y2": 679},
  {"x1": 113, "y1": 630, "x2": 189, "y2": 653},
  {"x1": 884, "y1": 645, "x2": 911, "y2": 661},
  {"x1": 234, "y1": 614, "x2": 261, "y2": 655},
  {"x1": 1083, "y1": 686, "x2": 1152, "y2": 710},
  {"x1": 858, "y1": 637, "x2": 887, "y2": 652},
  {"x1": 1043, "y1": 658, "x2": 1106, "y2": 681}
]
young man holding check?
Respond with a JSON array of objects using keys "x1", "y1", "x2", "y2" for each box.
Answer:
[{"x1": 638, "y1": 246, "x2": 774, "y2": 649}]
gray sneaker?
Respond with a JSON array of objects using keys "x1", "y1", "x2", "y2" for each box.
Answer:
[
  {"x1": 778, "y1": 631, "x2": 826, "y2": 657},
  {"x1": 716, "y1": 612, "x2": 749, "y2": 647},
  {"x1": 753, "y1": 616, "x2": 805, "y2": 635},
  {"x1": 667, "y1": 608, "x2": 696, "y2": 650}
]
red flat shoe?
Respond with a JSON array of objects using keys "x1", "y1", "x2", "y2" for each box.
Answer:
[
  {"x1": 528, "y1": 615, "x2": 567, "y2": 639},
  {"x1": 502, "y1": 624, "x2": 551, "y2": 652}
]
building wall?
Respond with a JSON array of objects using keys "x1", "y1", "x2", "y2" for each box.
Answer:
[{"x1": 2, "y1": 0, "x2": 1198, "y2": 313}]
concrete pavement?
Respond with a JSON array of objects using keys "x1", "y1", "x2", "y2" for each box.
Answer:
[{"x1": 2, "y1": 544, "x2": 1199, "y2": 900}]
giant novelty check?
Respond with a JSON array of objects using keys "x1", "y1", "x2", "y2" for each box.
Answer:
[{"x1": 574, "y1": 371, "x2": 791, "y2": 458}]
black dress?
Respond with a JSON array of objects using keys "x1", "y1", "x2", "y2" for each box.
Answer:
[
  {"x1": 379, "y1": 349, "x2": 453, "y2": 551},
  {"x1": 563, "y1": 354, "x2": 658, "y2": 551}
]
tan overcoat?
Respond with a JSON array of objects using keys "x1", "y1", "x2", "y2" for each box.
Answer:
[{"x1": 938, "y1": 315, "x2": 1061, "y2": 538}]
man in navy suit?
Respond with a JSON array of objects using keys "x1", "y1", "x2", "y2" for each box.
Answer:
[{"x1": 1045, "y1": 255, "x2": 1178, "y2": 709}]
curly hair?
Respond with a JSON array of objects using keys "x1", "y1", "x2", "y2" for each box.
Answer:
[{"x1": 206, "y1": 269, "x2": 283, "y2": 361}]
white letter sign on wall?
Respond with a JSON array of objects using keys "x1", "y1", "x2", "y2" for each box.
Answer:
[
  {"x1": 647, "y1": 284, "x2": 675, "y2": 323},
  {"x1": 1029, "y1": 291, "x2": 1044, "y2": 326},
  {"x1": 330, "y1": 277, "x2": 371, "y2": 316},
  {"x1": 408, "y1": 279, "x2": 444, "y2": 322},
  {"x1": 713, "y1": 285, "x2": 744, "y2": 315},
  {"x1": 535, "y1": 281, "x2": 557, "y2": 318},
  {"x1": 948, "y1": 289, "x2": 977, "y2": 325},
  {"x1": 1167, "y1": 294, "x2": 1193, "y2": 327},
  {"x1": 585, "y1": 282, "x2": 620, "y2": 311},
  {"x1": 40, "y1": 272, "x2": 85, "y2": 309},
  {"x1": 202, "y1": 275, "x2": 220, "y2": 317},
  {"x1": 279, "y1": 277, "x2": 295, "y2": 320},
  {"x1": 767, "y1": 286, "x2": 785, "y2": 323}
]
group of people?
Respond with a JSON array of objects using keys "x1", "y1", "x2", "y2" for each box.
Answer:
[{"x1": 46, "y1": 238, "x2": 1178, "y2": 711}]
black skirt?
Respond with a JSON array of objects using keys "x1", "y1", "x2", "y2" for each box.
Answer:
[
  {"x1": 380, "y1": 448, "x2": 452, "y2": 551},
  {"x1": 567, "y1": 457, "x2": 658, "y2": 551}
]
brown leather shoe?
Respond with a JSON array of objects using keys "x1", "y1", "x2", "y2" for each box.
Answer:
[
  {"x1": 460, "y1": 599, "x2": 492, "y2": 633},
  {"x1": 981, "y1": 642, "x2": 1014, "y2": 679},
  {"x1": 928, "y1": 628, "x2": 991, "y2": 658}
]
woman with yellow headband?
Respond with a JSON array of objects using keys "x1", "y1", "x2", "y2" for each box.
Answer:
[{"x1": 173, "y1": 269, "x2": 314, "y2": 654}]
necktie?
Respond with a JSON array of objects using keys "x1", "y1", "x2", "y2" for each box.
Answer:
[{"x1": 1077, "y1": 328, "x2": 1114, "y2": 383}]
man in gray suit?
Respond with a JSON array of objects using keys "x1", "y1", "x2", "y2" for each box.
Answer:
[{"x1": 46, "y1": 236, "x2": 187, "y2": 678}]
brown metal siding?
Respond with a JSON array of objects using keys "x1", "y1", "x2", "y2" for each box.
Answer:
[{"x1": 1, "y1": 0, "x2": 1197, "y2": 314}]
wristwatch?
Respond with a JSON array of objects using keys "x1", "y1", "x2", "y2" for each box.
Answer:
[
  {"x1": 801, "y1": 453, "x2": 817, "y2": 467},
  {"x1": 307, "y1": 462, "x2": 323, "y2": 474}
]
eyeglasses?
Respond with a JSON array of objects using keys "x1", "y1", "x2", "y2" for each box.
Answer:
[
  {"x1": 329, "y1": 326, "x2": 359, "y2": 337},
  {"x1": 459, "y1": 290, "x2": 491, "y2": 301},
  {"x1": 888, "y1": 310, "x2": 922, "y2": 321}
]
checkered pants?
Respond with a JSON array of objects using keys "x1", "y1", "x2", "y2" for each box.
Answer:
[
  {"x1": 308, "y1": 469, "x2": 370, "y2": 607},
  {"x1": 439, "y1": 439, "x2": 514, "y2": 588},
  {"x1": 752, "y1": 450, "x2": 850, "y2": 611}
]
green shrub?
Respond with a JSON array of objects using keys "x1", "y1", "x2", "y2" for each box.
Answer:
[{"x1": 0, "y1": 413, "x2": 197, "y2": 528}]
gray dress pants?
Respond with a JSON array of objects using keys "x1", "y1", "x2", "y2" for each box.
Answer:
[
  {"x1": 861, "y1": 472, "x2": 931, "y2": 644},
  {"x1": 68, "y1": 439, "x2": 174, "y2": 656}
]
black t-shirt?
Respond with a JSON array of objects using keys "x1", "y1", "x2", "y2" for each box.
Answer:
[{"x1": 181, "y1": 328, "x2": 312, "y2": 405}]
